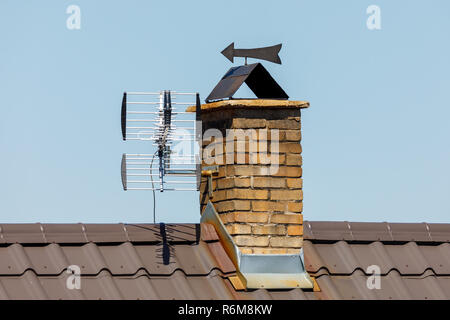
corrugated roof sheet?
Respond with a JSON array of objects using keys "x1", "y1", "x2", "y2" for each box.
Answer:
[{"x1": 0, "y1": 221, "x2": 449, "y2": 300}]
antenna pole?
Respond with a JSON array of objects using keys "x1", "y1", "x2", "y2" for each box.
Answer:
[{"x1": 121, "y1": 89, "x2": 201, "y2": 222}]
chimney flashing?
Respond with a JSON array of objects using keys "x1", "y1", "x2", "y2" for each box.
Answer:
[{"x1": 201, "y1": 201, "x2": 314, "y2": 289}]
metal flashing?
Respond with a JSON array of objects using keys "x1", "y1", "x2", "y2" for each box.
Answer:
[{"x1": 200, "y1": 201, "x2": 314, "y2": 289}]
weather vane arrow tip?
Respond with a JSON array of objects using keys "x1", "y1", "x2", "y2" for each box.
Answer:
[
  {"x1": 221, "y1": 42, "x2": 282, "y2": 64},
  {"x1": 221, "y1": 42, "x2": 235, "y2": 63}
]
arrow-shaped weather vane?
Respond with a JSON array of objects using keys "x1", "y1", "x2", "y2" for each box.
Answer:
[{"x1": 221, "y1": 42, "x2": 282, "y2": 65}]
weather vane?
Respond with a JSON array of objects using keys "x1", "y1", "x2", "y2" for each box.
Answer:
[{"x1": 221, "y1": 42, "x2": 282, "y2": 65}]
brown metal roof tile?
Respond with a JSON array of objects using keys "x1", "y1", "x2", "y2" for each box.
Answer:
[
  {"x1": 388, "y1": 222, "x2": 431, "y2": 242},
  {"x1": 0, "y1": 244, "x2": 33, "y2": 275},
  {"x1": 343, "y1": 241, "x2": 396, "y2": 275},
  {"x1": 172, "y1": 242, "x2": 222, "y2": 275},
  {"x1": 0, "y1": 270, "x2": 49, "y2": 299},
  {"x1": 84, "y1": 224, "x2": 129, "y2": 243},
  {"x1": 20, "y1": 243, "x2": 69, "y2": 275},
  {"x1": 304, "y1": 221, "x2": 450, "y2": 243},
  {"x1": 1, "y1": 222, "x2": 450, "y2": 300},
  {"x1": 122, "y1": 224, "x2": 199, "y2": 243},
  {"x1": 400, "y1": 273, "x2": 450, "y2": 300},
  {"x1": 314, "y1": 270, "x2": 412, "y2": 300},
  {"x1": 419, "y1": 243, "x2": 450, "y2": 274},
  {"x1": 0, "y1": 280, "x2": 9, "y2": 299},
  {"x1": 303, "y1": 240, "x2": 327, "y2": 273},
  {"x1": 39, "y1": 276, "x2": 87, "y2": 300},
  {"x1": 0, "y1": 224, "x2": 46, "y2": 244},
  {"x1": 42, "y1": 224, "x2": 87, "y2": 243},
  {"x1": 123, "y1": 224, "x2": 161, "y2": 242},
  {"x1": 113, "y1": 273, "x2": 161, "y2": 300},
  {"x1": 383, "y1": 242, "x2": 431, "y2": 275},
  {"x1": 61, "y1": 243, "x2": 109, "y2": 275},
  {"x1": 305, "y1": 240, "x2": 450, "y2": 276},
  {"x1": 428, "y1": 223, "x2": 450, "y2": 242},
  {"x1": 304, "y1": 241, "x2": 360, "y2": 274},
  {"x1": 151, "y1": 270, "x2": 198, "y2": 299},
  {"x1": 165, "y1": 224, "x2": 200, "y2": 243},
  {"x1": 97, "y1": 242, "x2": 144, "y2": 275},
  {"x1": 304, "y1": 221, "x2": 353, "y2": 241},
  {"x1": 206, "y1": 241, "x2": 236, "y2": 274},
  {"x1": 81, "y1": 270, "x2": 124, "y2": 300},
  {"x1": 200, "y1": 223, "x2": 219, "y2": 242},
  {"x1": 181, "y1": 270, "x2": 234, "y2": 300},
  {"x1": 348, "y1": 222, "x2": 393, "y2": 242}
]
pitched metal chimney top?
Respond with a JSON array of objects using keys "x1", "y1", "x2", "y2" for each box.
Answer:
[{"x1": 205, "y1": 63, "x2": 289, "y2": 103}]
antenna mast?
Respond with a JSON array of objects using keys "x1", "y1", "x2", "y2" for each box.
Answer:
[{"x1": 121, "y1": 90, "x2": 201, "y2": 198}]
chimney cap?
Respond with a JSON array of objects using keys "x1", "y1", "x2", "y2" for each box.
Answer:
[
  {"x1": 205, "y1": 63, "x2": 289, "y2": 102},
  {"x1": 186, "y1": 99, "x2": 309, "y2": 113}
]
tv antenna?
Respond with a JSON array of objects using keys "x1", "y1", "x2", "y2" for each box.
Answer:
[{"x1": 120, "y1": 90, "x2": 202, "y2": 221}]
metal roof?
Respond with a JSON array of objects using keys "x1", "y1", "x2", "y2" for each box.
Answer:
[
  {"x1": 0, "y1": 221, "x2": 449, "y2": 300},
  {"x1": 205, "y1": 63, "x2": 289, "y2": 102}
]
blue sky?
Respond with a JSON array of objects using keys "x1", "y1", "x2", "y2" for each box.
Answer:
[{"x1": 0, "y1": 0, "x2": 449, "y2": 223}]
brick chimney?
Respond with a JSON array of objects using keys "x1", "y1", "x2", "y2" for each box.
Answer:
[{"x1": 197, "y1": 99, "x2": 309, "y2": 255}]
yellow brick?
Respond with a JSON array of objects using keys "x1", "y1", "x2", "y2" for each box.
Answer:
[
  {"x1": 214, "y1": 200, "x2": 250, "y2": 212},
  {"x1": 270, "y1": 213, "x2": 303, "y2": 224},
  {"x1": 232, "y1": 118, "x2": 266, "y2": 129},
  {"x1": 270, "y1": 190, "x2": 303, "y2": 201},
  {"x1": 227, "y1": 189, "x2": 268, "y2": 200},
  {"x1": 218, "y1": 166, "x2": 227, "y2": 178},
  {"x1": 226, "y1": 224, "x2": 252, "y2": 235},
  {"x1": 272, "y1": 167, "x2": 302, "y2": 177},
  {"x1": 227, "y1": 165, "x2": 254, "y2": 176},
  {"x1": 287, "y1": 202, "x2": 303, "y2": 213},
  {"x1": 216, "y1": 178, "x2": 234, "y2": 189},
  {"x1": 233, "y1": 235, "x2": 269, "y2": 247},
  {"x1": 219, "y1": 212, "x2": 232, "y2": 224},
  {"x1": 212, "y1": 189, "x2": 227, "y2": 202},
  {"x1": 270, "y1": 236, "x2": 303, "y2": 248},
  {"x1": 267, "y1": 119, "x2": 300, "y2": 130},
  {"x1": 252, "y1": 224, "x2": 286, "y2": 235},
  {"x1": 233, "y1": 212, "x2": 270, "y2": 223},
  {"x1": 251, "y1": 201, "x2": 285, "y2": 212},
  {"x1": 287, "y1": 225, "x2": 303, "y2": 236},
  {"x1": 275, "y1": 153, "x2": 286, "y2": 165},
  {"x1": 284, "y1": 130, "x2": 301, "y2": 141},
  {"x1": 286, "y1": 154, "x2": 303, "y2": 166},
  {"x1": 253, "y1": 177, "x2": 286, "y2": 188},
  {"x1": 286, "y1": 178, "x2": 302, "y2": 189},
  {"x1": 232, "y1": 178, "x2": 250, "y2": 188},
  {"x1": 278, "y1": 143, "x2": 302, "y2": 154},
  {"x1": 255, "y1": 153, "x2": 285, "y2": 165},
  {"x1": 225, "y1": 140, "x2": 262, "y2": 156},
  {"x1": 252, "y1": 248, "x2": 288, "y2": 254}
]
